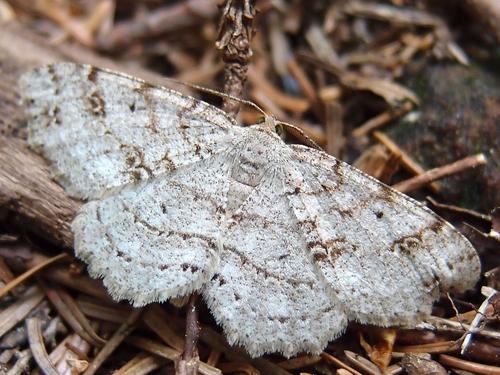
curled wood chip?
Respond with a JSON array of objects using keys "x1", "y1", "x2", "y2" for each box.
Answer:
[{"x1": 26, "y1": 317, "x2": 59, "y2": 375}]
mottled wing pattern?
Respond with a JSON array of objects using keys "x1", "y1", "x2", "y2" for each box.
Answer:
[
  {"x1": 73, "y1": 147, "x2": 235, "y2": 306},
  {"x1": 20, "y1": 62, "x2": 241, "y2": 199},
  {"x1": 203, "y1": 153, "x2": 347, "y2": 357},
  {"x1": 21, "y1": 62, "x2": 243, "y2": 306},
  {"x1": 21, "y1": 62, "x2": 480, "y2": 358},
  {"x1": 288, "y1": 144, "x2": 481, "y2": 326}
]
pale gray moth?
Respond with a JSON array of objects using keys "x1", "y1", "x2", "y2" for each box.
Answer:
[{"x1": 20, "y1": 63, "x2": 480, "y2": 358}]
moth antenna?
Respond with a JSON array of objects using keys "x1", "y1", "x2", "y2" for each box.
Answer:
[
  {"x1": 165, "y1": 77, "x2": 322, "y2": 151},
  {"x1": 277, "y1": 121, "x2": 323, "y2": 151},
  {"x1": 164, "y1": 77, "x2": 268, "y2": 118}
]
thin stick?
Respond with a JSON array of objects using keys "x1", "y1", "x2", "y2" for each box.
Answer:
[
  {"x1": 373, "y1": 131, "x2": 440, "y2": 193},
  {"x1": 83, "y1": 308, "x2": 143, "y2": 375},
  {"x1": 461, "y1": 287, "x2": 498, "y2": 355},
  {"x1": 392, "y1": 153, "x2": 487, "y2": 193},
  {"x1": 320, "y1": 352, "x2": 363, "y2": 375},
  {"x1": 183, "y1": 294, "x2": 200, "y2": 362},
  {"x1": 438, "y1": 354, "x2": 500, "y2": 374},
  {"x1": 0, "y1": 253, "x2": 68, "y2": 299},
  {"x1": 352, "y1": 101, "x2": 413, "y2": 138},
  {"x1": 426, "y1": 316, "x2": 500, "y2": 341}
]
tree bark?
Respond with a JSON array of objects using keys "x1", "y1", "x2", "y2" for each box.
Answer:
[{"x1": 0, "y1": 136, "x2": 79, "y2": 247}]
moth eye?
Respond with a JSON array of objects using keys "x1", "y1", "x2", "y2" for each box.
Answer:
[
  {"x1": 275, "y1": 123, "x2": 284, "y2": 137},
  {"x1": 255, "y1": 116, "x2": 266, "y2": 124}
]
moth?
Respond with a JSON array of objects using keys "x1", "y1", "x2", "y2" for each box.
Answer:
[{"x1": 20, "y1": 63, "x2": 480, "y2": 357}]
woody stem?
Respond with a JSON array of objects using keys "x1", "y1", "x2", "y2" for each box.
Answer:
[{"x1": 183, "y1": 293, "x2": 200, "y2": 361}]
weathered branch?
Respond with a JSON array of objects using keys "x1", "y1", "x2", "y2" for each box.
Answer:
[
  {"x1": 216, "y1": 0, "x2": 256, "y2": 117},
  {"x1": 0, "y1": 136, "x2": 79, "y2": 247}
]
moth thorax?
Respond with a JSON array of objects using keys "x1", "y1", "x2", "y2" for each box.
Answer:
[{"x1": 231, "y1": 141, "x2": 272, "y2": 187}]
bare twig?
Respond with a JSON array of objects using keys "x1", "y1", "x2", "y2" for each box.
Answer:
[
  {"x1": 174, "y1": 294, "x2": 202, "y2": 375},
  {"x1": 82, "y1": 309, "x2": 143, "y2": 375},
  {"x1": 392, "y1": 153, "x2": 487, "y2": 193},
  {"x1": 373, "y1": 131, "x2": 441, "y2": 193},
  {"x1": 216, "y1": 0, "x2": 256, "y2": 117},
  {"x1": 352, "y1": 102, "x2": 413, "y2": 138},
  {"x1": 426, "y1": 316, "x2": 500, "y2": 341},
  {"x1": 395, "y1": 340, "x2": 460, "y2": 354},
  {"x1": 38, "y1": 280, "x2": 105, "y2": 347},
  {"x1": 183, "y1": 294, "x2": 200, "y2": 362},
  {"x1": 0, "y1": 253, "x2": 68, "y2": 299},
  {"x1": 461, "y1": 287, "x2": 499, "y2": 355},
  {"x1": 320, "y1": 352, "x2": 363, "y2": 375},
  {"x1": 343, "y1": 350, "x2": 382, "y2": 375},
  {"x1": 439, "y1": 354, "x2": 500, "y2": 374}
]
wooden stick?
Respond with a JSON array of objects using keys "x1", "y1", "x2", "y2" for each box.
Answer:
[
  {"x1": 439, "y1": 354, "x2": 500, "y2": 375},
  {"x1": 183, "y1": 294, "x2": 200, "y2": 362},
  {"x1": 373, "y1": 131, "x2": 441, "y2": 193},
  {"x1": 82, "y1": 309, "x2": 143, "y2": 375},
  {"x1": 0, "y1": 253, "x2": 68, "y2": 299},
  {"x1": 320, "y1": 352, "x2": 363, "y2": 375},
  {"x1": 392, "y1": 153, "x2": 487, "y2": 193},
  {"x1": 352, "y1": 101, "x2": 413, "y2": 137}
]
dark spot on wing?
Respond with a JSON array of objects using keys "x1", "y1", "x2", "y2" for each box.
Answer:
[
  {"x1": 392, "y1": 235, "x2": 422, "y2": 255},
  {"x1": 87, "y1": 66, "x2": 98, "y2": 82},
  {"x1": 338, "y1": 207, "x2": 354, "y2": 218},
  {"x1": 160, "y1": 152, "x2": 177, "y2": 171},
  {"x1": 87, "y1": 91, "x2": 106, "y2": 117},
  {"x1": 194, "y1": 144, "x2": 201, "y2": 155},
  {"x1": 130, "y1": 170, "x2": 142, "y2": 182},
  {"x1": 306, "y1": 241, "x2": 320, "y2": 250},
  {"x1": 211, "y1": 273, "x2": 226, "y2": 286},
  {"x1": 379, "y1": 187, "x2": 396, "y2": 204},
  {"x1": 297, "y1": 218, "x2": 318, "y2": 233},
  {"x1": 430, "y1": 220, "x2": 444, "y2": 233},
  {"x1": 116, "y1": 250, "x2": 132, "y2": 262},
  {"x1": 313, "y1": 253, "x2": 327, "y2": 261},
  {"x1": 47, "y1": 64, "x2": 56, "y2": 77},
  {"x1": 125, "y1": 154, "x2": 136, "y2": 167}
]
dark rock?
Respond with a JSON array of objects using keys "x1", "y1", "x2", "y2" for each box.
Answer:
[{"x1": 389, "y1": 63, "x2": 499, "y2": 212}]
